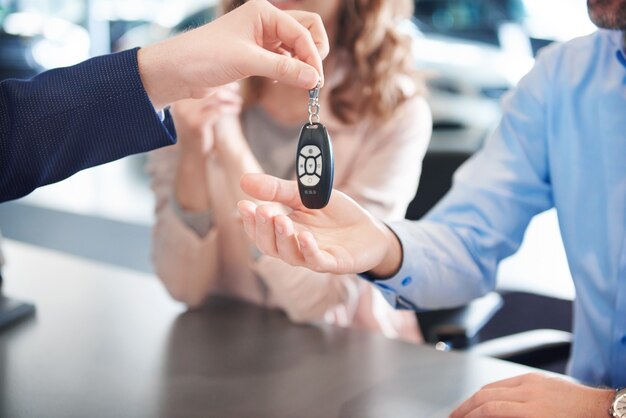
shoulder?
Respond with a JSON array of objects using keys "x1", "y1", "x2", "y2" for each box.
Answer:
[{"x1": 532, "y1": 30, "x2": 616, "y2": 80}]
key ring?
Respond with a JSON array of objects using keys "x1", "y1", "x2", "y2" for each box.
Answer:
[{"x1": 308, "y1": 79, "x2": 321, "y2": 125}]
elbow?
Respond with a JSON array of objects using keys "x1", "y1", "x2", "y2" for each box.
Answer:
[
  {"x1": 278, "y1": 295, "x2": 329, "y2": 324},
  {"x1": 281, "y1": 278, "x2": 349, "y2": 324},
  {"x1": 157, "y1": 271, "x2": 207, "y2": 308},
  {"x1": 152, "y1": 249, "x2": 211, "y2": 308},
  {"x1": 282, "y1": 304, "x2": 327, "y2": 324}
]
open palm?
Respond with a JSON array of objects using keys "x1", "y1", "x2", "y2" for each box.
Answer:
[{"x1": 237, "y1": 173, "x2": 392, "y2": 275}]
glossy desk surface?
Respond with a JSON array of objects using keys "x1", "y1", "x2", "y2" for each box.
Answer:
[{"x1": 0, "y1": 240, "x2": 539, "y2": 418}]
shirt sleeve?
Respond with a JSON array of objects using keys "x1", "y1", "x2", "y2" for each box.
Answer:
[
  {"x1": 366, "y1": 51, "x2": 555, "y2": 310},
  {"x1": 0, "y1": 47, "x2": 175, "y2": 202},
  {"x1": 169, "y1": 193, "x2": 213, "y2": 238}
]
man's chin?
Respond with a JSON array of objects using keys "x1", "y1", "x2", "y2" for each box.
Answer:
[
  {"x1": 588, "y1": 1, "x2": 626, "y2": 29},
  {"x1": 589, "y1": 16, "x2": 626, "y2": 29}
]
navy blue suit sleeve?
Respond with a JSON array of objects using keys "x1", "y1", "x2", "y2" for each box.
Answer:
[{"x1": 0, "y1": 47, "x2": 176, "y2": 202}]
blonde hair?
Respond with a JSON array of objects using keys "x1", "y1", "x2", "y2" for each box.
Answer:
[{"x1": 220, "y1": 0, "x2": 424, "y2": 125}]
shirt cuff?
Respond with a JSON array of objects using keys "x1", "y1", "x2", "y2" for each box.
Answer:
[
  {"x1": 359, "y1": 221, "x2": 422, "y2": 310},
  {"x1": 169, "y1": 194, "x2": 213, "y2": 238}
]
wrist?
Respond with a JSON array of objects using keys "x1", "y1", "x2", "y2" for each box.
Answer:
[
  {"x1": 588, "y1": 387, "x2": 616, "y2": 417},
  {"x1": 368, "y1": 223, "x2": 403, "y2": 279},
  {"x1": 609, "y1": 387, "x2": 626, "y2": 417},
  {"x1": 137, "y1": 41, "x2": 190, "y2": 110}
]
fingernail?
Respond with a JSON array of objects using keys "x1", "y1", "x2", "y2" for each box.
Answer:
[
  {"x1": 275, "y1": 224, "x2": 284, "y2": 235},
  {"x1": 297, "y1": 67, "x2": 318, "y2": 88},
  {"x1": 258, "y1": 215, "x2": 266, "y2": 224}
]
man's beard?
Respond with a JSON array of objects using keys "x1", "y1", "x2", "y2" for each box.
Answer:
[{"x1": 588, "y1": 0, "x2": 626, "y2": 29}]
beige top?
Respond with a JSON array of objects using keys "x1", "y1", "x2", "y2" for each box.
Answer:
[{"x1": 147, "y1": 94, "x2": 431, "y2": 343}]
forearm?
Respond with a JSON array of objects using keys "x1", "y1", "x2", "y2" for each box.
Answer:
[
  {"x1": 215, "y1": 122, "x2": 264, "y2": 202},
  {"x1": 152, "y1": 203, "x2": 219, "y2": 307},
  {"x1": 138, "y1": 39, "x2": 194, "y2": 111},
  {"x1": 363, "y1": 219, "x2": 496, "y2": 311},
  {"x1": 174, "y1": 150, "x2": 212, "y2": 212}
]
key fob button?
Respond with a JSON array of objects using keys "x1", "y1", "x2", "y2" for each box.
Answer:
[
  {"x1": 306, "y1": 158, "x2": 316, "y2": 174},
  {"x1": 301, "y1": 175, "x2": 320, "y2": 186},
  {"x1": 301, "y1": 145, "x2": 321, "y2": 157},
  {"x1": 315, "y1": 156, "x2": 322, "y2": 176},
  {"x1": 298, "y1": 156, "x2": 306, "y2": 176}
]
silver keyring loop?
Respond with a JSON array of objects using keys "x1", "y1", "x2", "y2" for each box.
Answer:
[
  {"x1": 307, "y1": 78, "x2": 322, "y2": 125},
  {"x1": 309, "y1": 113, "x2": 320, "y2": 124}
]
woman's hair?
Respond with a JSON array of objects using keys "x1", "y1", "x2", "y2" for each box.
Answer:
[{"x1": 220, "y1": 0, "x2": 424, "y2": 125}]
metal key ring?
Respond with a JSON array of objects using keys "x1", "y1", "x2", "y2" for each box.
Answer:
[{"x1": 309, "y1": 113, "x2": 320, "y2": 124}]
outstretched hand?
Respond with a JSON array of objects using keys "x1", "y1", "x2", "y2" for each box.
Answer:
[{"x1": 237, "y1": 173, "x2": 402, "y2": 276}]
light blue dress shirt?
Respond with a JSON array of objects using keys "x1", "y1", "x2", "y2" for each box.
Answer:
[{"x1": 372, "y1": 29, "x2": 626, "y2": 388}]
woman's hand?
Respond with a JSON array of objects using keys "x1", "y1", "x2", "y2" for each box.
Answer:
[
  {"x1": 170, "y1": 84, "x2": 241, "y2": 212},
  {"x1": 139, "y1": 0, "x2": 329, "y2": 110},
  {"x1": 237, "y1": 173, "x2": 403, "y2": 276},
  {"x1": 170, "y1": 83, "x2": 243, "y2": 156}
]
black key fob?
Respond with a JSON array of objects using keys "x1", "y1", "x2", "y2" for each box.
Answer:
[{"x1": 296, "y1": 122, "x2": 334, "y2": 209}]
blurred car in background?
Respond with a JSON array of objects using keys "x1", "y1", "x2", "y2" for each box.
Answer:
[
  {"x1": 403, "y1": 17, "x2": 534, "y2": 152},
  {"x1": 411, "y1": 0, "x2": 594, "y2": 151},
  {"x1": 414, "y1": 0, "x2": 595, "y2": 56}
]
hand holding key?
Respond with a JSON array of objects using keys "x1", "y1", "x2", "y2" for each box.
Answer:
[{"x1": 139, "y1": 0, "x2": 329, "y2": 110}]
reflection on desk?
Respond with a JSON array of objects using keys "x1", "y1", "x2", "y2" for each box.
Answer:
[{"x1": 1, "y1": 240, "x2": 544, "y2": 418}]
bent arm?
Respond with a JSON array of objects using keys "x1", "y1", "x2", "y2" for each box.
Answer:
[
  {"x1": 147, "y1": 146, "x2": 219, "y2": 307},
  {"x1": 369, "y1": 56, "x2": 555, "y2": 310}
]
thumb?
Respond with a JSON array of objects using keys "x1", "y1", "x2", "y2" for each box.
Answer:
[
  {"x1": 240, "y1": 173, "x2": 304, "y2": 209},
  {"x1": 246, "y1": 48, "x2": 320, "y2": 89}
]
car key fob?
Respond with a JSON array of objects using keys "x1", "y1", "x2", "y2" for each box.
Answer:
[{"x1": 296, "y1": 122, "x2": 334, "y2": 209}]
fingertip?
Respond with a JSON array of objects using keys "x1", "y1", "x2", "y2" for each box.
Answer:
[
  {"x1": 256, "y1": 203, "x2": 277, "y2": 225},
  {"x1": 298, "y1": 231, "x2": 316, "y2": 251},
  {"x1": 237, "y1": 201, "x2": 254, "y2": 221},
  {"x1": 297, "y1": 65, "x2": 320, "y2": 89},
  {"x1": 237, "y1": 201, "x2": 257, "y2": 239},
  {"x1": 274, "y1": 215, "x2": 293, "y2": 236},
  {"x1": 298, "y1": 231, "x2": 327, "y2": 272}
]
